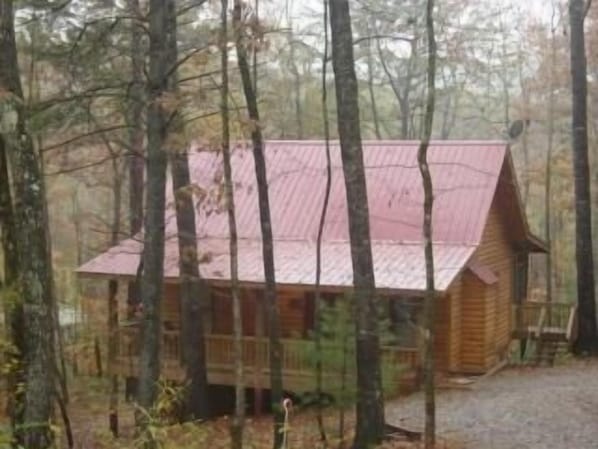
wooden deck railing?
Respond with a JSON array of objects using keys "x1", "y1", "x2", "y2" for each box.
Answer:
[
  {"x1": 117, "y1": 325, "x2": 420, "y2": 376},
  {"x1": 566, "y1": 305, "x2": 578, "y2": 341},
  {"x1": 512, "y1": 302, "x2": 576, "y2": 340}
]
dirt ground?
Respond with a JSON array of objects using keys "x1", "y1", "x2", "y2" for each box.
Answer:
[
  {"x1": 386, "y1": 359, "x2": 598, "y2": 449},
  {"x1": 60, "y1": 377, "x2": 446, "y2": 449},
  {"x1": 3, "y1": 360, "x2": 597, "y2": 448}
]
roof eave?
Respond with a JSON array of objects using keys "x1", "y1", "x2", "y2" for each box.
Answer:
[
  {"x1": 76, "y1": 271, "x2": 452, "y2": 297},
  {"x1": 524, "y1": 233, "x2": 549, "y2": 253},
  {"x1": 503, "y1": 148, "x2": 549, "y2": 254}
]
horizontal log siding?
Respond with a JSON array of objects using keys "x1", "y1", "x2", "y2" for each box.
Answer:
[
  {"x1": 459, "y1": 272, "x2": 488, "y2": 372},
  {"x1": 433, "y1": 294, "x2": 451, "y2": 372},
  {"x1": 475, "y1": 200, "x2": 515, "y2": 363},
  {"x1": 466, "y1": 197, "x2": 514, "y2": 371},
  {"x1": 445, "y1": 277, "x2": 462, "y2": 372},
  {"x1": 211, "y1": 287, "x2": 306, "y2": 338}
]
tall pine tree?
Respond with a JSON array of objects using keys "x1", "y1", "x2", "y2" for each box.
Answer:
[
  {"x1": 136, "y1": 0, "x2": 168, "y2": 432},
  {"x1": 328, "y1": 1, "x2": 385, "y2": 447},
  {"x1": 233, "y1": 2, "x2": 285, "y2": 446},
  {"x1": 1, "y1": 1, "x2": 56, "y2": 447},
  {"x1": 569, "y1": 0, "x2": 597, "y2": 354}
]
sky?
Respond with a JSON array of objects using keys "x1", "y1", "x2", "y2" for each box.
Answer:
[
  {"x1": 254, "y1": 0, "x2": 560, "y2": 62},
  {"x1": 264, "y1": 0, "x2": 558, "y2": 27}
]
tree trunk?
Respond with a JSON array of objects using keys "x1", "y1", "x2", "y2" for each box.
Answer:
[
  {"x1": 287, "y1": 30, "x2": 304, "y2": 139},
  {"x1": 233, "y1": 2, "x2": 284, "y2": 447},
  {"x1": 102, "y1": 138, "x2": 123, "y2": 437},
  {"x1": 328, "y1": 1, "x2": 385, "y2": 447},
  {"x1": 125, "y1": 0, "x2": 146, "y2": 402},
  {"x1": 170, "y1": 151, "x2": 210, "y2": 420},
  {"x1": 0, "y1": 135, "x2": 25, "y2": 448},
  {"x1": 127, "y1": 0, "x2": 146, "y2": 315},
  {"x1": 108, "y1": 278, "x2": 120, "y2": 436},
  {"x1": 1, "y1": 2, "x2": 55, "y2": 448},
  {"x1": 402, "y1": 41, "x2": 417, "y2": 139},
  {"x1": 313, "y1": 0, "x2": 331, "y2": 442},
  {"x1": 365, "y1": 22, "x2": 381, "y2": 140},
  {"x1": 399, "y1": 97, "x2": 411, "y2": 140},
  {"x1": 221, "y1": 2, "x2": 244, "y2": 445},
  {"x1": 418, "y1": 0, "x2": 437, "y2": 447},
  {"x1": 377, "y1": 37, "x2": 415, "y2": 140},
  {"x1": 439, "y1": 68, "x2": 460, "y2": 140},
  {"x1": 164, "y1": 0, "x2": 210, "y2": 421},
  {"x1": 137, "y1": 0, "x2": 169, "y2": 429},
  {"x1": 4, "y1": 60, "x2": 52, "y2": 449},
  {"x1": 516, "y1": 47, "x2": 531, "y2": 206},
  {"x1": 545, "y1": 6, "x2": 557, "y2": 305},
  {"x1": 253, "y1": 0, "x2": 259, "y2": 95},
  {"x1": 569, "y1": 0, "x2": 598, "y2": 354}
]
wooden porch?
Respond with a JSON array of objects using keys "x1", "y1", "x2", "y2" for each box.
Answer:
[
  {"x1": 512, "y1": 301, "x2": 577, "y2": 342},
  {"x1": 114, "y1": 325, "x2": 421, "y2": 393}
]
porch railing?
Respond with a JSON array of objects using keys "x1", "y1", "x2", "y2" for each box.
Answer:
[
  {"x1": 512, "y1": 302, "x2": 577, "y2": 340},
  {"x1": 117, "y1": 325, "x2": 420, "y2": 376}
]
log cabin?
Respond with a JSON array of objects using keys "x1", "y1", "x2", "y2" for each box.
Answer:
[{"x1": 76, "y1": 140, "x2": 570, "y2": 395}]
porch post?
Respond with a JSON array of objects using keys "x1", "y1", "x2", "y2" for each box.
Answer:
[{"x1": 253, "y1": 289, "x2": 265, "y2": 415}]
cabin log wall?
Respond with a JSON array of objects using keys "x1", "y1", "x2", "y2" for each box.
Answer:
[
  {"x1": 210, "y1": 287, "x2": 308, "y2": 338},
  {"x1": 433, "y1": 295, "x2": 451, "y2": 372},
  {"x1": 458, "y1": 196, "x2": 514, "y2": 372},
  {"x1": 163, "y1": 283, "x2": 180, "y2": 327},
  {"x1": 475, "y1": 197, "x2": 513, "y2": 358},
  {"x1": 459, "y1": 272, "x2": 488, "y2": 372},
  {"x1": 446, "y1": 277, "x2": 462, "y2": 372}
]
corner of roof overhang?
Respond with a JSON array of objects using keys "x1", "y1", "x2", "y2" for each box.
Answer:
[
  {"x1": 466, "y1": 257, "x2": 499, "y2": 285},
  {"x1": 519, "y1": 233, "x2": 549, "y2": 253},
  {"x1": 441, "y1": 249, "x2": 498, "y2": 290},
  {"x1": 501, "y1": 148, "x2": 549, "y2": 254}
]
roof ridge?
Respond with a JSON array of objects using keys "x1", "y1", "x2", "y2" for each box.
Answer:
[
  {"x1": 192, "y1": 236, "x2": 479, "y2": 248},
  {"x1": 262, "y1": 139, "x2": 508, "y2": 147}
]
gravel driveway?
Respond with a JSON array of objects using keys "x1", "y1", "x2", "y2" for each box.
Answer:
[{"x1": 386, "y1": 360, "x2": 598, "y2": 449}]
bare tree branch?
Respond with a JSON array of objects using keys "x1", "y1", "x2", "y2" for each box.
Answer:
[
  {"x1": 41, "y1": 125, "x2": 130, "y2": 153},
  {"x1": 584, "y1": 0, "x2": 593, "y2": 18},
  {"x1": 353, "y1": 33, "x2": 414, "y2": 45}
]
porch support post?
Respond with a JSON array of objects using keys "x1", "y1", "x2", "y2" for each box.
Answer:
[{"x1": 253, "y1": 289, "x2": 265, "y2": 415}]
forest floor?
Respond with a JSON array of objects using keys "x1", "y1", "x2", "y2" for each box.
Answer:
[
  {"x1": 61, "y1": 376, "x2": 441, "y2": 449},
  {"x1": 386, "y1": 358, "x2": 598, "y2": 449},
  {"x1": 3, "y1": 359, "x2": 596, "y2": 448}
]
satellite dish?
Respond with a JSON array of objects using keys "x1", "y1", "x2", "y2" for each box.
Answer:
[{"x1": 508, "y1": 119, "x2": 530, "y2": 140}]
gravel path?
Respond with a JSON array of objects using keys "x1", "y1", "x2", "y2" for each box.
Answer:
[{"x1": 386, "y1": 360, "x2": 598, "y2": 449}]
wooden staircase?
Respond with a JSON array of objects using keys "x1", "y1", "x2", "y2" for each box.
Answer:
[
  {"x1": 533, "y1": 339, "x2": 569, "y2": 366},
  {"x1": 512, "y1": 302, "x2": 577, "y2": 366}
]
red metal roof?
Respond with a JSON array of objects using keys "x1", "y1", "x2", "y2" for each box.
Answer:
[
  {"x1": 172, "y1": 140, "x2": 506, "y2": 245},
  {"x1": 78, "y1": 140, "x2": 514, "y2": 291},
  {"x1": 77, "y1": 237, "x2": 475, "y2": 293},
  {"x1": 466, "y1": 257, "x2": 499, "y2": 285}
]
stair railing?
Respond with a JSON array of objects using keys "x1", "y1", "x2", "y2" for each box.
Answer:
[
  {"x1": 566, "y1": 305, "x2": 578, "y2": 342},
  {"x1": 534, "y1": 306, "x2": 546, "y2": 340}
]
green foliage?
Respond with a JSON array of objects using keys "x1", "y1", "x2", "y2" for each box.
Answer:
[
  {"x1": 132, "y1": 380, "x2": 207, "y2": 449},
  {"x1": 317, "y1": 295, "x2": 356, "y2": 408},
  {"x1": 0, "y1": 283, "x2": 22, "y2": 389},
  {"x1": 304, "y1": 295, "x2": 405, "y2": 408},
  {"x1": 0, "y1": 425, "x2": 12, "y2": 449},
  {"x1": 0, "y1": 283, "x2": 21, "y2": 310}
]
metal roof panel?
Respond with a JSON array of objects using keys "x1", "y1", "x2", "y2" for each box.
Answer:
[{"x1": 78, "y1": 140, "x2": 508, "y2": 291}]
